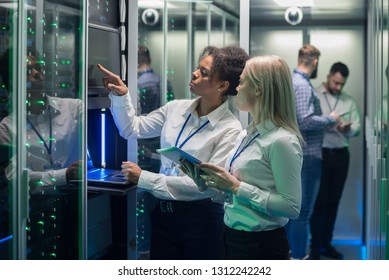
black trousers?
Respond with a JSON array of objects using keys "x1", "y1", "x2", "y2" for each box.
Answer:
[
  {"x1": 221, "y1": 225, "x2": 289, "y2": 260},
  {"x1": 310, "y1": 147, "x2": 350, "y2": 248},
  {"x1": 150, "y1": 198, "x2": 224, "y2": 260}
]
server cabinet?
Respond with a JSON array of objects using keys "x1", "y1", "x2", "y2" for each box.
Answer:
[{"x1": 0, "y1": 0, "x2": 87, "y2": 259}]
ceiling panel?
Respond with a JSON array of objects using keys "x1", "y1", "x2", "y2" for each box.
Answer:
[{"x1": 249, "y1": 0, "x2": 368, "y2": 22}]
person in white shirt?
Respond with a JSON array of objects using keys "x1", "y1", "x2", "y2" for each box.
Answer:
[
  {"x1": 181, "y1": 55, "x2": 303, "y2": 260},
  {"x1": 0, "y1": 53, "x2": 83, "y2": 194},
  {"x1": 97, "y1": 46, "x2": 249, "y2": 260},
  {"x1": 310, "y1": 62, "x2": 361, "y2": 260}
]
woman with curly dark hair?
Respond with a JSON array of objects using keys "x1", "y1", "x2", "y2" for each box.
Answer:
[{"x1": 98, "y1": 46, "x2": 250, "y2": 260}]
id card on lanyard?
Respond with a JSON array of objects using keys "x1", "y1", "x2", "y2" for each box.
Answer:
[{"x1": 163, "y1": 113, "x2": 210, "y2": 176}]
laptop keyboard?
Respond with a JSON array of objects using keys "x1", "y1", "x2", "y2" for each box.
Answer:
[{"x1": 87, "y1": 168, "x2": 122, "y2": 180}]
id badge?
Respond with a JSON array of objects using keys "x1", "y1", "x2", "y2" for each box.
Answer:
[{"x1": 163, "y1": 163, "x2": 180, "y2": 176}]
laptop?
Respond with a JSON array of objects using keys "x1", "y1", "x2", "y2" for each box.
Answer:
[{"x1": 87, "y1": 149, "x2": 133, "y2": 187}]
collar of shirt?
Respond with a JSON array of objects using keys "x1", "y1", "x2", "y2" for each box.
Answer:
[
  {"x1": 184, "y1": 97, "x2": 230, "y2": 127},
  {"x1": 317, "y1": 83, "x2": 341, "y2": 97},
  {"x1": 46, "y1": 95, "x2": 63, "y2": 114},
  {"x1": 247, "y1": 119, "x2": 277, "y2": 137},
  {"x1": 138, "y1": 68, "x2": 154, "y2": 77},
  {"x1": 293, "y1": 68, "x2": 310, "y2": 81}
]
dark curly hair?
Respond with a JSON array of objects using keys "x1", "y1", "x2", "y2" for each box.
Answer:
[{"x1": 198, "y1": 45, "x2": 250, "y2": 96}]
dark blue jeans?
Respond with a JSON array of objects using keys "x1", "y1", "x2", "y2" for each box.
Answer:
[{"x1": 287, "y1": 155, "x2": 321, "y2": 259}]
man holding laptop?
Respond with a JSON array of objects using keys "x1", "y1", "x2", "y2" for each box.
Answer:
[{"x1": 310, "y1": 62, "x2": 361, "y2": 259}]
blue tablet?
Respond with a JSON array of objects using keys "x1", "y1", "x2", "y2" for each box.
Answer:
[{"x1": 156, "y1": 146, "x2": 202, "y2": 165}]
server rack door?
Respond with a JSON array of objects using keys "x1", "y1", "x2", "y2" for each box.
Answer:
[{"x1": 0, "y1": 0, "x2": 87, "y2": 259}]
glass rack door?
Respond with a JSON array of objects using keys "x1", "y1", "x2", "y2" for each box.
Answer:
[{"x1": 0, "y1": 0, "x2": 86, "y2": 260}]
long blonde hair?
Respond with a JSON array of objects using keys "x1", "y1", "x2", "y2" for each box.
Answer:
[{"x1": 244, "y1": 55, "x2": 303, "y2": 144}]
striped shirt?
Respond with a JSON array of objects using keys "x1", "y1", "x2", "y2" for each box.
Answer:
[{"x1": 292, "y1": 69, "x2": 336, "y2": 158}]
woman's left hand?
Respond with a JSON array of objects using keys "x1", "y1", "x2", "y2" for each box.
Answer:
[
  {"x1": 199, "y1": 162, "x2": 240, "y2": 194},
  {"x1": 121, "y1": 161, "x2": 142, "y2": 184}
]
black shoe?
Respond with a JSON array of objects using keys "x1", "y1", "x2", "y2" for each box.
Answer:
[
  {"x1": 309, "y1": 248, "x2": 320, "y2": 260},
  {"x1": 321, "y1": 245, "x2": 344, "y2": 259}
]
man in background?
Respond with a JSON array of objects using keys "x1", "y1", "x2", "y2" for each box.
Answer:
[
  {"x1": 137, "y1": 45, "x2": 174, "y2": 173},
  {"x1": 287, "y1": 44, "x2": 339, "y2": 260},
  {"x1": 0, "y1": 50, "x2": 83, "y2": 192},
  {"x1": 310, "y1": 62, "x2": 361, "y2": 260}
]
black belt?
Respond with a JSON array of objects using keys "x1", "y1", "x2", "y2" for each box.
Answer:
[
  {"x1": 157, "y1": 198, "x2": 215, "y2": 213},
  {"x1": 322, "y1": 147, "x2": 348, "y2": 154},
  {"x1": 225, "y1": 225, "x2": 286, "y2": 238}
]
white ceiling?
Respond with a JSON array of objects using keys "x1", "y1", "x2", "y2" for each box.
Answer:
[{"x1": 214, "y1": 0, "x2": 368, "y2": 21}]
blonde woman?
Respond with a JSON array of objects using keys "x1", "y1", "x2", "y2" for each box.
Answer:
[{"x1": 182, "y1": 55, "x2": 303, "y2": 260}]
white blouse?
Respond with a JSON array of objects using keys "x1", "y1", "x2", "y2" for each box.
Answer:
[
  {"x1": 222, "y1": 120, "x2": 302, "y2": 231},
  {"x1": 109, "y1": 92, "x2": 242, "y2": 201}
]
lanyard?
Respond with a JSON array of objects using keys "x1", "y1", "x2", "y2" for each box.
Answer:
[
  {"x1": 324, "y1": 93, "x2": 340, "y2": 112},
  {"x1": 27, "y1": 109, "x2": 53, "y2": 156},
  {"x1": 175, "y1": 113, "x2": 210, "y2": 149},
  {"x1": 228, "y1": 132, "x2": 260, "y2": 173}
]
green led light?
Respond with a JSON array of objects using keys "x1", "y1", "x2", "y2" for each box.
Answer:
[
  {"x1": 50, "y1": 177, "x2": 56, "y2": 182},
  {"x1": 49, "y1": 253, "x2": 56, "y2": 257},
  {"x1": 49, "y1": 137, "x2": 56, "y2": 141},
  {"x1": 51, "y1": 23, "x2": 57, "y2": 27},
  {"x1": 35, "y1": 100, "x2": 45, "y2": 105},
  {"x1": 36, "y1": 181, "x2": 44, "y2": 186},
  {"x1": 139, "y1": 209, "x2": 144, "y2": 213},
  {"x1": 37, "y1": 221, "x2": 44, "y2": 225},
  {"x1": 50, "y1": 215, "x2": 56, "y2": 219},
  {"x1": 38, "y1": 140, "x2": 44, "y2": 145},
  {"x1": 25, "y1": 226, "x2": 31, "y2": 231}
]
